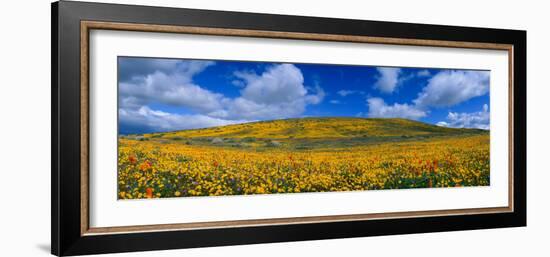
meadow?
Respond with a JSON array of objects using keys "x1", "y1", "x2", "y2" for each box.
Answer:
[{"x1": 117, "y1": 118, "x2": 490, "y2": 199}]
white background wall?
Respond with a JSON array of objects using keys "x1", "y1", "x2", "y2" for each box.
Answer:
[{"x1": 0, "y1": 0, "x2": 547, "y2": 256}]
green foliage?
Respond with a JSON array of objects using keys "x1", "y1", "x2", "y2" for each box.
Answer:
[{"x1": 141, "y1": 118, "x2": 488, "y2": 151}]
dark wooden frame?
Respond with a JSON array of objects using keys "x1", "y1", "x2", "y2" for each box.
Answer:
[{"x1": 52, "y1": 1, "x2": 526, "y2": 256}]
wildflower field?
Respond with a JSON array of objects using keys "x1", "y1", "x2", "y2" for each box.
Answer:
[{"x1": 117, "y1": 118, "x2": 489, "y2": 199}]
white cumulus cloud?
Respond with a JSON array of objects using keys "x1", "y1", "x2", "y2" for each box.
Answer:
[
  {"x1": 119, "y1": 106, "x2": 248, "y2": 132},
  {"x1": 366, "y1": 97, "x2": 427, "y2": 120},
  {"x1": 119, "y1": 60, "x2": 223, "y2": 113},
  {"x1": 119, "y1": 62, "x2": 325, "y2": 132},
  {"x1": 355, "y1": 69, "x2": 490, "y2": 125},
  {"x1": 119, "y1": 58, "x2": 183, "y2": 82},
  {"x1": 436, "y1": 104, "x2": 490, "y2": 130},
  {"x1": 238, "y1": 64, "x2": 307, "y2": 105},
  {"x1": 373, "y1": 67, "x2": 401, "y2": 94},
  {"x1": 214, "y1": 64, "x2": 325, "y2": 120},
  {"x1": 414, "y1": 70, "x2": 490, "y2": 108}
]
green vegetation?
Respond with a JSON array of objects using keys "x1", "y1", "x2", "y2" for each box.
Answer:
[{"x1": 128, "y1": 117, "x2": 488, "y2": 150}]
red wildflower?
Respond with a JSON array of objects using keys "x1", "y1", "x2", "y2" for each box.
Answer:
[
  {"x1": 139, "y1": 161, "x2": 151, "y2": 172},
  {"x1": 146, "y1": 187, "x2": 153, "y2": 198}
]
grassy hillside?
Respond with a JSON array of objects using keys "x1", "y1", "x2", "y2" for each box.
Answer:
[
  {"x1": 126, "y1": 117, "x2": 487, "y2": 150},
  {"x1": 145, "y1": 117, "x2": 484, "y2": 138},
  {"x1": 118, "y1": 117, "x2": 490, "y2": 199}
]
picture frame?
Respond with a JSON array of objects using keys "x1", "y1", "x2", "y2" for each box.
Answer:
[{"x1": 51, "y1": 1, "x2": 526, "y2": 256}]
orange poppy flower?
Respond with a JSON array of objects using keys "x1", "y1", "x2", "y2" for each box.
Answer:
[
  {"x1": 139, "y1": 161, "x2": 151, "y2": 172},
  {"x1": 146, "y1": 187, "x2": 153, "y2": 198}
]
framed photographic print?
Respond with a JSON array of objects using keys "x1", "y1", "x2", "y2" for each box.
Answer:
[{"x1": 51, "y1": 1, "x2": 526, "y2": 256}]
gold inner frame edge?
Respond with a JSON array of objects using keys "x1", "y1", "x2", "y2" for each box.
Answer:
[{"x1": 80, "y1": 20, "x2": 515, "y2": 236}]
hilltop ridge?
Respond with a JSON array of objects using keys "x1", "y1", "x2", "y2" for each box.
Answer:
[{"x1": 143, "y1": 117, "x2": 486, "y2": 140}]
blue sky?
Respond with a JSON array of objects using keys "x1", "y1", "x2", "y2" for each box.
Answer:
[{"x1": 118, "y1": 57, "x2": 490, "y2": 134}]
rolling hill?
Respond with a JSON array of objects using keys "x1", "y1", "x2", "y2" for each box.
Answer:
[
  {"x1": 145, "y1": 117, "x2": 485, "y2": 138},
  {"x1": 129, "y1": 118, "x2": 488, "y2": 150}
]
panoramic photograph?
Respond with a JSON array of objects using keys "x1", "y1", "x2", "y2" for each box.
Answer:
[{"x1": 117, "y1": 56, "x2": 490, "y2": 200}]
